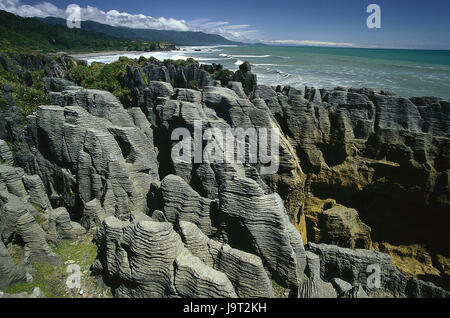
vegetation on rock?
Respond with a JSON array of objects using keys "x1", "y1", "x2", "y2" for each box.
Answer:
[{"x1": 5, "y1": 237, "x2": 109, "y2": 298}]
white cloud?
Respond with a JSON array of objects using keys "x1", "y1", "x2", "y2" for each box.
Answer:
[
  {"x1": 264, "y1": 39, "x2": 356, "y2": 47},
  {"x1": 0, "y1": 0, "x2": 256, "y2": 40}
]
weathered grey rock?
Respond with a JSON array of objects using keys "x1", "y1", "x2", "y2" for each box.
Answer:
[
  {"x1": 150, "y1": 210, "x2": 167, "y2": 222},
  {"x1": 49, "y1": 88, "x2": 135, "y2": 127},
  {"x1": 330, "y1": 277, "x2": 353, "y2": 294},
  {"x1": 297, "y1": 252, "x2": 337, "y2": 298},
  {"x1": 178, "y1": 221, "x2": 274, "y2": 298},
  {"x1": 0, "y1": 241, "x2": 27, "y2": 290},
  {"x1": 0, "y1": 140, "x2": 13, "y2": 165},
  {"x1": 410, "y1": 97, "x2": 450, "y2": 138},
  {"x1": 107, "y1": 126, "x2": 159, "y2": 178},
  {"x1": 254, "y1": 83, "x2": 449, "y2": 268},
  {"x1": 78, "y1": 128, "x2": 144, "y2": 220},
  {"x1": 174, "y1": 88, "x2": 202, "y2": 103},
  {"x1": 0, "y1": 165, "x2": 27, "y2": 197},
  {"x1": 0, "y1": 197, "x2": 60, "y2": 265},
  {"x1": 233, "y1": 62, "x2": 257, "y2": 96},
  {"x1": 374, "y1": 94, "x2": 423, "y2": 132},
  {"x1": 43, "y1": 77, "x2": 76, "y2": 93},
  {"x1": 147, "y1": 81, "x2": 174, "y2": 98},
  {"x1": 160, "y1": 175, "x2": 216, "y2": 236},
  {"x1": 174, "y1": 250, "x2": 237, "y2": 298},
  {"x1": 406, "y1": 277, "x2": 450, "y2": 298},
  {"x1": 227, "y1": 81, "x2": 246, "y2": 98},
  {"x1": 21, "y1": 174, "x2": 50, "y2": 209},
  {"x1": 194, "y1": 164, "x2": 219, "y2": 199},
  {"x1": 49, "y1": 207, "x2": 86, "y2": 240},
  {"x1": 80, "y1": 199, "x2": 106, "y2": 230},
  {"x1": 308, "y1": 243, "x2": 450, "y2": 298},
  {"x1": 218, "y1": 177, "x2": 306, "y2": 288},
  {"x1": 308, "y1": 242, "x2": 406, "y2": 297},
  {"x1": 29, "y1": 100, "x2": 156, "y2": 221},
  {"x1": 94, "y1": 217, "x2": 239, "y2": 298}
]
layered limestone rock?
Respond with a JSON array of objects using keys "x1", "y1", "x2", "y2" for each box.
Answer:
[
  {"x1": 339, "y1": 285, "x2": 369, "y2": 298},
  {"x1": 0, "y1": 164, "x2": 60, "y2": 267},
  {"x1": 22, "y1": 174, "x2": 51, "y2": 210},
  {"x1": 174, "y1": 250, "x2": 237, "y2": 298},
  {"x1": 254, "y1": 84, "x2": 449, "y2": 283},
  {"x1": 0, "y1": 240, "x2": 27, "y2": 290},
  {"x1": 218, "y1": 177, "x2": 306, "y2": 288},
  {"x1": 0, "y1": 165, "x2": 27, "y2": 197},
  {"x1": 232, "y1": 62, "x2": 257, "y2": 96},
  {"x1": 152, "y1": 83, "x2": 306, "y2": 224},
  {"x1": 92, "y1": 217, "x2": 239, "y2": 298},
  {"x1": 0, "y1": 140, "x2": 13, "y2": 165},
  {"x1": 122, "y1": 60, "x2": 217, "y2": 108},
  {"x1": 26, "y1": 86, "x2": 159, "y2": 223},
  {"x1": 48, "y1": 207, "x2": 86, "y2": 240},
  {"x1": 177, "y1": 220, "x2": 274, "y2": 298},
  {"x1": 80, "y1": 199, "x2": 106, "y2": 231},
  {"x1": 0, "y1": 196, "x2": 60, "y2": 266},
  {"x1": 297, "y1": 252, "x2": 337, "y2": 298},
  {"x1": 160, "y1": 175, "x2": 217, "y2": 236},
  {"x1": 308, "y1": 243, "x2": 450, "y2": 298}
]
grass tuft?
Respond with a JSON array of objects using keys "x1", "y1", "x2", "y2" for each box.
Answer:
[{"x1": 5, "y1": 238, "x2": 99, "y2": 298}]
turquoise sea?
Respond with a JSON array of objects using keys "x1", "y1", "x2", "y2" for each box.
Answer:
[{"x1": 80, "y1": 45, "x2": 450, "y2": 99}]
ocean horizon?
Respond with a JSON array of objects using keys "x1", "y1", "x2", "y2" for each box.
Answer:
[{"x1": 77, "y1": 45, "x2": 450, "y2": 99}]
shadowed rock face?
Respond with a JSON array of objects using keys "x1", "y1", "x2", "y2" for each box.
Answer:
[
  {"x1": 254, "y1": 85, "x2": 449, "y2": 276},
  {"x1": 308, "y1": 243, "x2": 450, "y2": 298},
  {"x1": 1, "y1": 54, "x2": 449, "y2": 298},
  {"x1": 303, "y1": 197, "x2": 372, "y2": 249}
]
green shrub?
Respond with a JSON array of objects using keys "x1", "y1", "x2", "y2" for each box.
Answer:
[
  {"x1": 140, "y1": 73, "x2": 149, "y2": 86},
  {"x1": 13, "y1": 85, "x2": 49, "y2": 117},
  {"x1": 215, "y1": 69, "x2": 234, "y2": 85},
  {"x1": 67, "y1": 58, "x2": 141, "y2": 107},
  {"x1": 188, "y1": 80, "x2": 198, "y2": 89},
  {"x1": 164, "y1": 58, "x2": 197, "y2": 68}
]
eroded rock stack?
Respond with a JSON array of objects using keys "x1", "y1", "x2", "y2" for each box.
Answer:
[{"x1": 1, "y1": 54, "x2": 449, "y2": 298}]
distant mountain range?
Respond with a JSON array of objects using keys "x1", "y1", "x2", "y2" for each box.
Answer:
[{"x1": 36, "y1": 17, "x2": 243, "y2": 46}]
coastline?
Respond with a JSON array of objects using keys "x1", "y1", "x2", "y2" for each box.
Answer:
[
  {"x1": 69, "y1": 48, "x2": 180, "y2": 59},
  {"x1": 72, "y1": 45, "x2": 450, "y2": 99}
]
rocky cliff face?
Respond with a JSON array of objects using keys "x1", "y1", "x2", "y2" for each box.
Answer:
[
  {"x1": 253, "y1": 84, "x2": 450, "y2": 288},
  {"x1": 0, "y1": 54, "x2": 449, "y2": 298}
]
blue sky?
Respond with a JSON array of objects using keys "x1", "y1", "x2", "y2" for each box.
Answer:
[{"x1": 1, "y1": 0, "x2": 450, "y2": 49}]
